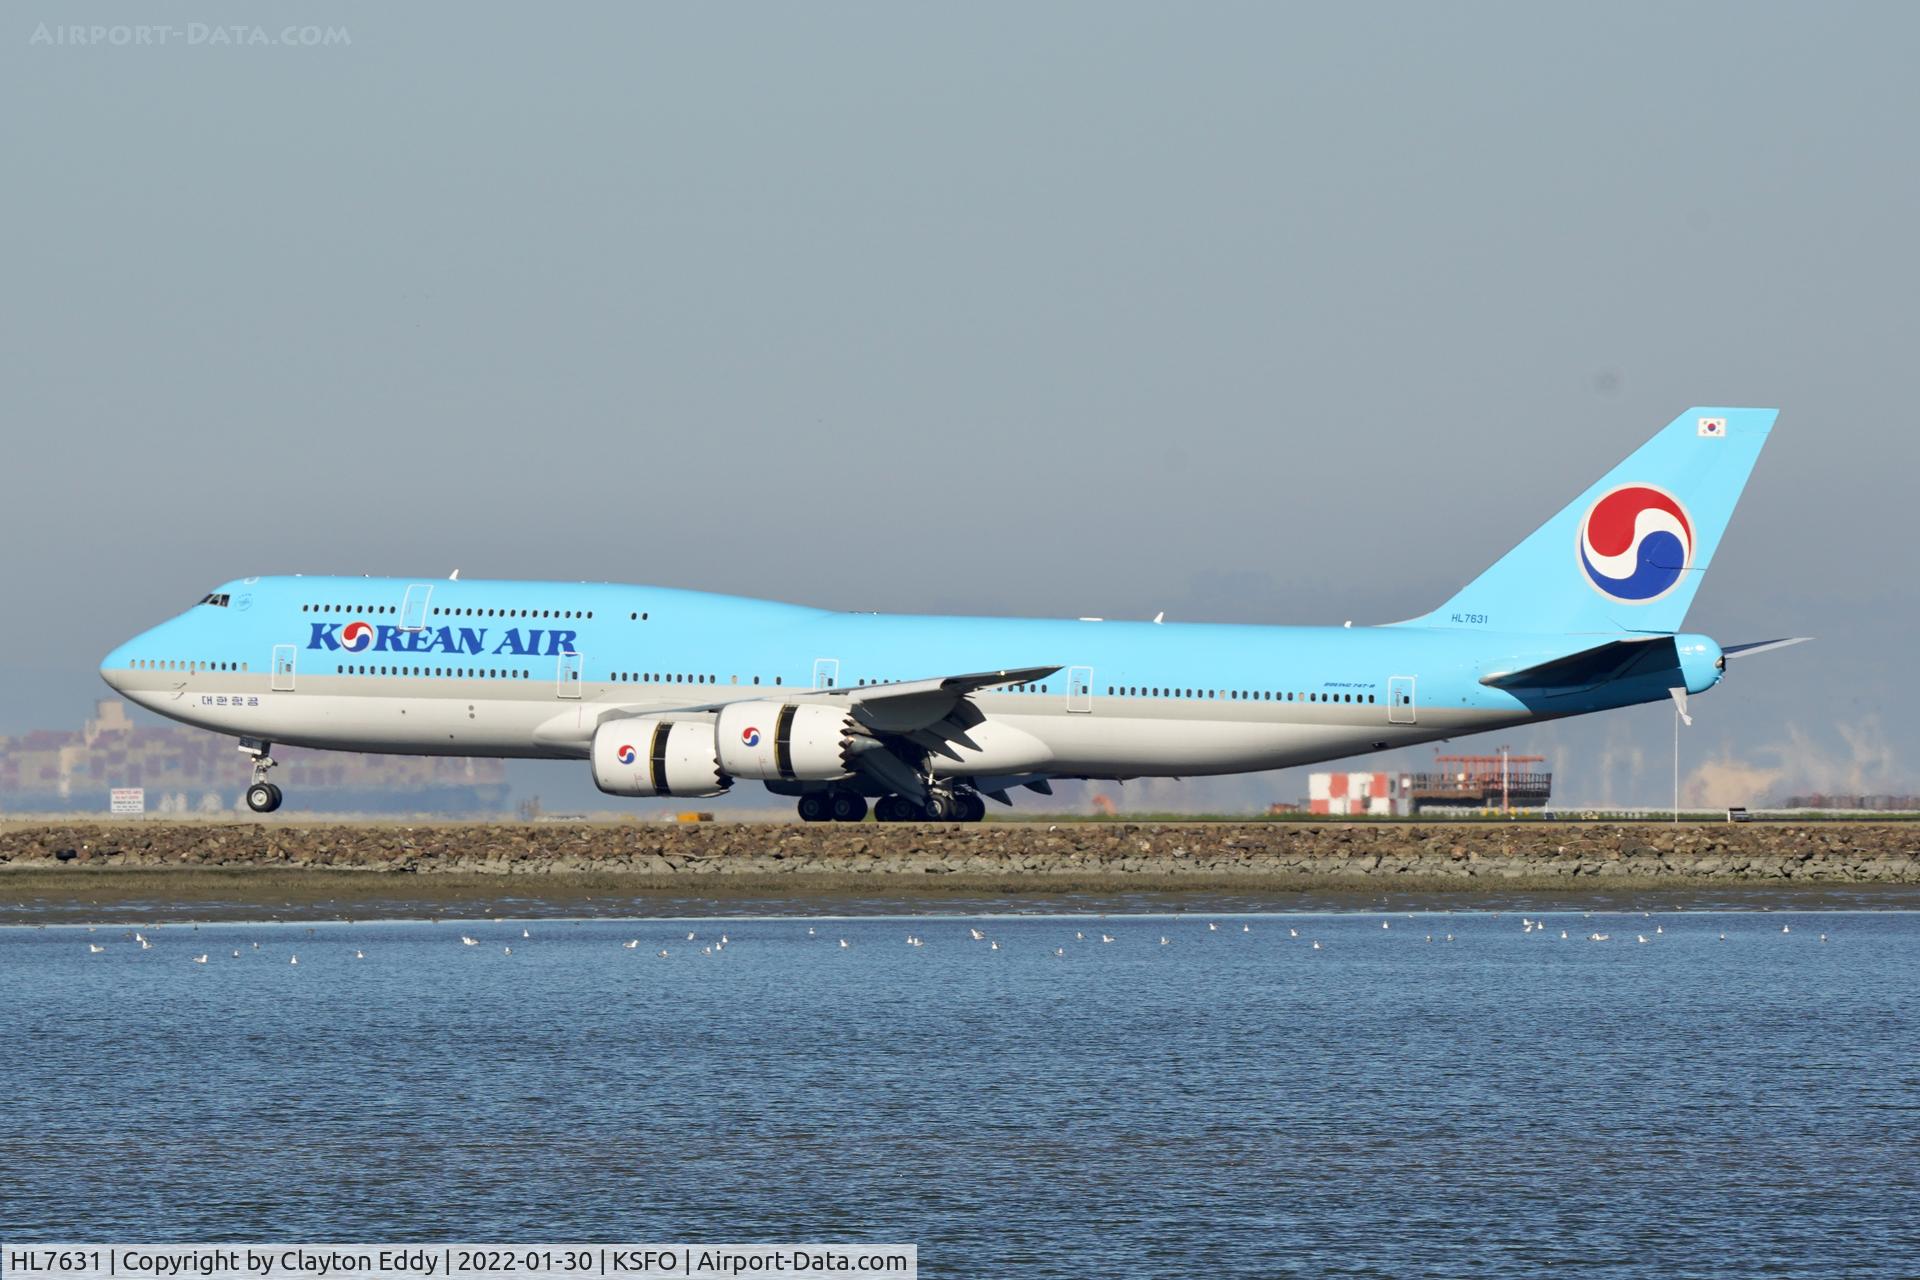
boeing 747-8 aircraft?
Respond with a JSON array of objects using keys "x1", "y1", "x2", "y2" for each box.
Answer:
[{"x1": 101, "y1": 408, "x2": 1799, "y2": 821}]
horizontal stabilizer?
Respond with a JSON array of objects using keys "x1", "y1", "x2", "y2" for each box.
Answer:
[
  {"x1": 1723, "y1": 637, "x2": 1812, "y2": 659},
  {"x1": 1480, "y1": 636, "x2": 1679, "y2": 691}
]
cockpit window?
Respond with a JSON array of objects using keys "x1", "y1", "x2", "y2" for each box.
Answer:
[{"x1": 197, "y1": 593, "x2": 231, "y2": 607}]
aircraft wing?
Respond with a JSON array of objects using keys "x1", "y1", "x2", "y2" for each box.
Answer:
[
  {"x1": 592, "y1": 666, "x2": 1062, "y2": 736},
  {"x1": 570, "y1": 665, "x2": 1061, "y2": 795}
]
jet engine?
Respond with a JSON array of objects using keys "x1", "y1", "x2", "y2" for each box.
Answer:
[
  {"x1": 714, "y1": 701, "x2": 863, "y2": 781},
  {"x1": 591, "y1": 717, "x2": 730, "y2": 798}
]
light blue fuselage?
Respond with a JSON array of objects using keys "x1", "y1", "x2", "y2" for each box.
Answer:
[{"x1": 99, "y1": 574, "x2": 1722, "y2": 780}]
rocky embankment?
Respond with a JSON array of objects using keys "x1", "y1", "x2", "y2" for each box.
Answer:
[{"x1": 2, "y1": 821, "x2": 1917, "y2": 884}]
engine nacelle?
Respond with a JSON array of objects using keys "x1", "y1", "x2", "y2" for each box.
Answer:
[
  {"x1": 714, "y1": 701, "x2": 859, "y2": 781},
  {"x1": 591, "y1": 717, "x2": 731, "y2": 798}
]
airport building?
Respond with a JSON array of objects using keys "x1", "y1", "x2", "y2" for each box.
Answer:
[
  {"x1": 1307, "y1": 770, "x2": 1404, "y2": 817},
  {"x1": 0, "y1": 701, "x2": 510, "y2": 814},
  {"x1": 1309, "y1": 752, "x2": 1554, "y2": 816}
]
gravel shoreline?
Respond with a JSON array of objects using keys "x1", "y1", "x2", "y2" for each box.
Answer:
[{"x1": 3, "y1": 820, "x2": 1915, "y2": 883}]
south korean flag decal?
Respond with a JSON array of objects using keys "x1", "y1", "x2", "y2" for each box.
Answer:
[{"x1": 1697, "y1": 416, "x2": 1726, "y2": 438}]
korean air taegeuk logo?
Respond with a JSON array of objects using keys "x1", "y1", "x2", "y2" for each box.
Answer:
[
  {"x1": 339, "y1": 621, "x2": 375, "y2": 653},
  {"x1": 1577, "y1": 484, "x2": 1694, "y2": 604}
]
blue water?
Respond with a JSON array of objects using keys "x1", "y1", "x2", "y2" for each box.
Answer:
[{"x1": 4, "y1": 910, "x2": 1917, "y2": 1276}]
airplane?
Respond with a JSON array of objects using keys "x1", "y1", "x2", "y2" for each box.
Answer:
[{"x1": 99, "y1": 407, "x2": 1802, "y2": 821}]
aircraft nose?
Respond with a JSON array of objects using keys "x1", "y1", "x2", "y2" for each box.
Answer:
[
  {"x1": 99, "y1": 628, "x2": 155, "y2": 694},
  {"x1": 100, "y1": 643, "x2": 131, "y2": 693}
]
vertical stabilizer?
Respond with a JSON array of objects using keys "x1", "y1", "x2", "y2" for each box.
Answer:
[{"x1": 1402, "y1": 407, "x2": 1776, "y2": 634}]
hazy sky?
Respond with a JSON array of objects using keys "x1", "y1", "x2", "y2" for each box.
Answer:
[{"x1": 5, "y1": 2, "x2": 1915, "y2": 810}]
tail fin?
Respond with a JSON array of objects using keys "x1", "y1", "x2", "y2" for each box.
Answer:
[{"x1": 1403, "y1": 407, "x2": 1776, "y2": 634}]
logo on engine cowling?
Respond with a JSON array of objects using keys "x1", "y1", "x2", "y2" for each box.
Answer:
[
  {"x1": 741, "y1": 726, "x2": 761, "y2": 747},
  {"x1": 616, "y1": 744, "x2": 637, "y2": 765}
]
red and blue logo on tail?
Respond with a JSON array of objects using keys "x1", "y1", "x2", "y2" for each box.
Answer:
[{"x1": 1578, "y1": 484, "x2": 1693, "y2": 604}]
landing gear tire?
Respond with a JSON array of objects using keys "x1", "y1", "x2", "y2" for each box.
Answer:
[
  {"x1": 829, "y1": 792, "x2": 869, "y2": 823},
  {"x1": 922, "y1": 792, "x2": 959, "y2": 822},
  {"x1": 245, "y1": 782, "x2": 282, "y2": 814},
  {"x1": 875, "y1": 795, "x2": 913, "y2": 823},
  {"x1": 797, "y1": 793, "x2": 830, "y2": 823},
  {"x1": 958, "y1": 793, "x2": 987, "y2": 823}
]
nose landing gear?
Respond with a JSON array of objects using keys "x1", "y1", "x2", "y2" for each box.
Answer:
[{"x1": 241, "y1": 739, "x2": 282, "y2": 814}]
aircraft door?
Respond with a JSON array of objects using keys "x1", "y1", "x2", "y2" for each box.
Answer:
[
  {"x1": 556, "y1": 650, "x2": 583, "y2": 699},
  {"x1": 1067, "y1": 666, "x2": 1094, "y2": 713},
  {"x1": 272, "y1": 645, "x2": 296, "y2": 692},
  {"x1": 813, "y1": 658, "x2": 839, "y2": 689},
  {"x1": 1388, "y1": 675, "x2": 1416, "y2": 724},
  {"x1": 400, "y1": 584, "x2": 433, "y2": 631}
]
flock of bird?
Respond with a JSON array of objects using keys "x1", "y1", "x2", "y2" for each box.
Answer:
[{"x1": 73, "y1": 909, "x2": 1836, "y2": 965}]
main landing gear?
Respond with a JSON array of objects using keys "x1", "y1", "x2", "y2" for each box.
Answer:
[
  {"x1": 797, "y1": 791, "x2": 869, "y2": 823},
  {"x1": 241, "y1": 739, "x2": 283, "y2": 814},
  {"x1": 803, "y1": 790, "x2": 988, "y2": 822}
]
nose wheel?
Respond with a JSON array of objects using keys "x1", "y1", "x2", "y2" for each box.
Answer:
[{"x1": 245, "y1": 782, "x2": 283, "y2": 813}]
